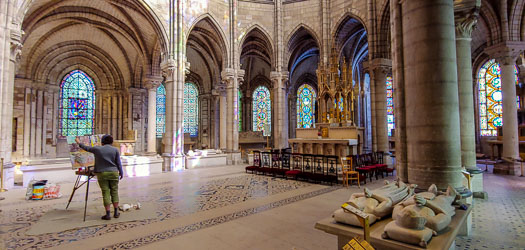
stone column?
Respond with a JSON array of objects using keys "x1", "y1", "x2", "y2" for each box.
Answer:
[
  {"x1": 161, "y1": 60, "x2": 184, "y2": 171},
  {"x1": 402, "y1": 0, "x2": 463, "y2": 189},
  {"x1": 455, "y1": 6, "x2": 480, "y2": 170},
  {"x1": 370, "y1": 59, "x2": 391, "y2": 153},
  {"x1": 271, "y1": 71, "x2": 289, "y2": 149},
  {"x1": 145, "y1": 80, "x2": 161, "y2": 154},
  {"x1": 222, "y1": 69, "x2": 243, "y2": 153},
  {"x1": 391, "y1": 0, "x2": 408, "y2": 182},
  {"x1": 498, "y1": 55, "x2": 520, "y2": 160},
  {"x1": 218, "y1": 87, "x2": 227, "y2": 149}
]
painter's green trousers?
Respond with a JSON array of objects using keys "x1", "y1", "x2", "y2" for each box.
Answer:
[{"x1": 96, "y1": 172, "x2": 119, "y2": 206}]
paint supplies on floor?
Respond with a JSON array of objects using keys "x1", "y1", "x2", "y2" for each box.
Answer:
[
  {"x1": 25, "y1": 180, "x2": 47, "y2": 200},
  {"x1": 25, "y1": 180, "x2": 62, "y2": 200}
]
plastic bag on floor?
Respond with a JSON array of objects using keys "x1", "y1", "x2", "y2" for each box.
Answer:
[{"x1": 44, "y1": 184, "x2": 62, "y2": 199}]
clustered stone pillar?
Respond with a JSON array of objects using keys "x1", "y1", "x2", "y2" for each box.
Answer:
[
  {"x1": 455, "y1": 4, "x2": 480, "y2": 171},
  {"x1": 271, "y1": 71, "x2": 289, "y2": 149},
  {"x1": 146, "y1": 80, "x2": 161, "y2": 154},
  {"x1": 222, "y1": 69, "x2": 243, "y2": 164},
  {"x1": 161, "y1": 60, "x2": 184, "y2": 171},
  {"x1": 402, "y1": 0, "x2": 463, "y2": 189}
]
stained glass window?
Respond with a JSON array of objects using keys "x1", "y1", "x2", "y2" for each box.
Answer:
[
  {"x1": 238, "y1": 90, "x2": 242, "y2": 132},
  {"x1": 297, "y1": 84, "x2": 316, "y2": 128},
  {"x1": 386, "y1": 76, "x2": 394, "y2": 136},
  {"x1": 252, "y1": 86, "x2": 271, "y2": 136},
  {"x1": 478, "y1": 59, "x2": 519, "y2": 136},
  {"x1": 59, "y1": 70, "x2": 96, "y2": 136},
  {"x1": 156, "y1": 84, "x2": 166, "y2": 138},
  {"x1": 184, "y1": 82, "x2": 199, "y2": 137}
]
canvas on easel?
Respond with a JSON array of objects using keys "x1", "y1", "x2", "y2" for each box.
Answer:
[{"x1": 66, "y1": 134, "x2": 104, "y2": 169}]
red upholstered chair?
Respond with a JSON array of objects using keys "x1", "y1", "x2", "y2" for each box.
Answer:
[
  {"x1": 285, "y1": 153, "x2": 303, "y2": 179},
  {"x1": 324, "y1": 155, "x2": 339, "y2": 185},
  {"x1": 373, "y1": 152, "x2": 386, "y2": 179},
  {"x1": 355, "y1": 154, "x2": 373, "y2": 182},
  {"x1": 258, "y1": 151, "x2": 273, "y2": 175},
  {"x1": 274, "y1": 152, "x2": 291, "y2": 177},
  {"x1": 245, "y1": 151, "x2": 261, "y2": 173},
  {"x1": 298, "y1": 154, "x2": 315, "y2": 181}
]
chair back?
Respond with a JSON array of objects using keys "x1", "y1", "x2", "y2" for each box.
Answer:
[
  {"x1": 253, "y1": 151, "x2": 261, "y2": 167},
  {"x1": 270, "y1": 151, "x2": 281, "y2": 169},
  {"x1": 375, "y1": 151, "x2": 384, "y2": 164},
  {"x1": 341, "y1": 157, "x2": 352, "y2": 172},
  {"x1": 281, "y1": 152, "x2": 291, "y2": 170},
  {"x1": 303, "y1": 154, "x2": 314, "y2": 173},
  {"x1": 261, "y1": 152, "x2": 271, "y2": 168},
  {"x1": 326, "y1": 155, "x2": 338, "y2": 176},
  {"x1": 313, "y1": 155, "x2": 326, "y2": 175},
  {"x1": 291, "y1": 153, "x2": 303, "y2": 171}
]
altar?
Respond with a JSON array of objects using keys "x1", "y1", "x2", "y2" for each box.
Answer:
[
  {"x1": 288, "y1": 45, "x2": 363, "y2": 158},
  {"x1": 289, "y1": 126, "x2": 362, "y2": 158}
]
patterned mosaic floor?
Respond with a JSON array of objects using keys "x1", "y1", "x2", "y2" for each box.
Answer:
[
  {"x1": 1, "y1": 165, "x2": 524, "y2": 250},
  {"x1": 0, "y1": 174, "x2": 316, "y2": 249},
  {"x1": 455, "y1": 173, "x2": 525, "y2": 250}
]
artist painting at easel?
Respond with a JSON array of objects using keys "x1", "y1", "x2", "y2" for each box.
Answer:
[{"x1": 75, "y1": 135, "x2": 124, "y2": 220}]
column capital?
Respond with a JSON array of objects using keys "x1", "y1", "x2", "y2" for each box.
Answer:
[
  {"x1": 10, "y1": 29, "x2": 23, "y2": 64},
  {"x1": 161, "y1": 59, "x2": 176, "y2": 79},
  {"x1": 485, "y1": 42, "x2": 525, "y2": 65},
  {"x1": 270, "y1": 71, "x2": 289, "y2": 81},
  {"x1": 221, "y1": 68, "x2": 244, "y2": 87},
  {"x1": 144, "y1": 76, "x2": 163, "y2": 90},
  {"x1": 454, "y1": 0, "x2": 481, "y2": 39},
  {"x1": 365, "y1": 58, "x2": 392, "y2": 75}
]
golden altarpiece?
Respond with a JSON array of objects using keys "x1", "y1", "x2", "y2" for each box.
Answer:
[{"x1": 289, "y1": 45, "x2": 363, "y2": 157}]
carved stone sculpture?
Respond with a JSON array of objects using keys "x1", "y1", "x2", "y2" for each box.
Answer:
[
  {"x1": 332, "y1": 180, "x2": 414, "y2": 227},
  {"x1": 382, "y1": 185, "x2": 458, "y2": 247}
]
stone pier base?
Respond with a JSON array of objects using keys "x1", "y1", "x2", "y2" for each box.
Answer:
[
  {"x1": 227, "y1": 152, "x2": 242, "y2": 165},
  {"x1": 494, "y1": 161, "x2": 521, "y2": 175}
]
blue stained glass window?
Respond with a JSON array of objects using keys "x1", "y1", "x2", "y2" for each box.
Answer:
[
  {"x1": 184, "y1": 82, "x2": 199, "y2": 137},
  {"x1": 156, "y1": 84, "x2": 166, "y2": 138},
  {"x1": 479, "y1": 59, "x2": 519, "y2": 136},
  {"x1": 59, "y1": 70, "x2": 96, "y2": 136},
  {"x1": 252, "y1": 86, "x2": 271, "y2": 136},
  {"x1": 238, "y1": 90, "x2": 242, "y2": 132},
  {"x1": 297, "y1": 84, "x2": 316, "y2": 128},
  {"x1": 386, "y1": 76, "x2": 394, "y2": 136}
]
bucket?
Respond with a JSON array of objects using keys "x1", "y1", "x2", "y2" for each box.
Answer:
[{"x1": 32, "y1": 185, "x2": 45, "y2": 200}]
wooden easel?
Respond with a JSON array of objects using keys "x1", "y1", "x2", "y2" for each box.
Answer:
[{"x1": 66, "y1": 167, "x2": 95, "y2": 222}]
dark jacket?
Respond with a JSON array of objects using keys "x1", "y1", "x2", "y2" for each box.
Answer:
[{"x1": 78, "y1": 144, "x2": 123, "y2": 174}]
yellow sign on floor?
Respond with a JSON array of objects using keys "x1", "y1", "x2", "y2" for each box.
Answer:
[{"x1": 342, "y1": 237, "x2": 374, "y2": 250}]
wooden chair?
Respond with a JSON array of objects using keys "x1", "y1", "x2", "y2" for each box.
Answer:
[
  {"x1": 299, "y1": 154, "x2": 315, "y2": 181},
  {"x1": 276, "y1": 152, "x2": 291, "y2": 177},
  {"x1": 285, "y1": 153, "x2": 303, "y2": 179},
  {"x1": 259, "y1": 152, "x2": 272, "y2": 175},
  {"x1": 269, "y1": 151, "x2": 282, "y2": 176},
  {"x1": 325, "y1": 155, "x2": 339, "y2": 185},
  {"x1": 245, "y1": 151, "x2": 261, "y2": 173},
  {"x1": 341, "y1": 157, "x2": 360, "y2": 187}
]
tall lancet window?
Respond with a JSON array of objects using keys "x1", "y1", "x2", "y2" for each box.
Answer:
[
  {"x1": 156, "y1": 84, "x2": 166, "y2": 138},
  {"x1": 238, "y1": 90, "x2": 242, "y2": 132},
  {"x1": 297, "y1": 84, "x2": 316, "y2": 128},
  {"x1": 478, "y1": 59, "x2": 519, "y2": 136},
  {"x1": 59, "y1": 70, "x2": 96, "y2": 136},
  {"x1": 252, "y1": 86, "x2": 271, "y2": 136},
  {"x1": 386, "y1": 76, "x2": 394, "y2": 136},
  {"x1": 183, "y1": 82, "x2": 199, "y2": 137}
]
